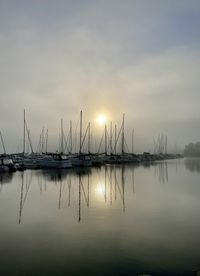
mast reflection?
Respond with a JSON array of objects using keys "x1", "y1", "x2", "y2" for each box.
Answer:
[
  {"x1": 19, "y1": 171, "x2": 32, "y2": 224},
  {"x1": 154, "y1": 161, "x2": 169, "y2": 184},
  {"x1": 14, "y1": 165, "x2": 140, "y2": 223}
]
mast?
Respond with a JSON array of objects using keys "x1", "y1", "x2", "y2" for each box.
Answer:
[
  {"x1": 45, "y1": 129, "x2": 48, "y2": 153},
  {"x1": 165, "y1": 135, "x2": 168, "y2": 155},
  {"x1": 70, "y1": 120, "x2": 72, "y2": 154},
  {"x1": 110, "y1": 121, "x2": 112, "y2": 155},
  {"x1": 79, "y1": 111, "x2": 82, "y2": 154},
  {"x1": 23, "y1": 109, "x2": 26, "y2": 155},
  {"x1": 114, "y1": 124, "x2": 117, "y2": 155},
  {"x1": 61, "y1": 119, "x2": 63, "y2": 153},
  {"x1": 41, "y1": 127, "x2": 44, "y2": 153},
  {"x1": 27, "y1": 129, "x2": 34, "y2": 154},
  {"x1": 27, "y1": 132, "x2": 29, "y2": 154},
  {"x1": 132, "y1": 128, "x2": 134, "y2": 154},
  {"x1": 0, "y1": 131, "x2": 6, "y2": 155},
  {"x1": 121, "y1": 113, "x2": 125, "y2": 155},
  {"x1": 88, "y1": 122, "x2": 91, "y2": 154},
  {"x1": 90, "y1": 131, "x2": 93, "y2": 153},
  {"x1": 105, "y1": 124, "x2": 107, "y2": 155}
]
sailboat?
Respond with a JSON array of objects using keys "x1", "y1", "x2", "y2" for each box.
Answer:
[
  {"x1": 0, "y1": 131, "x2": 16, "y2": 172},
  {"x1": 71, "y1": 111, "x2": 92, "y2": 167},
  {"x1": 38, "y1": 119, "x2": 72, "y2": 169}
]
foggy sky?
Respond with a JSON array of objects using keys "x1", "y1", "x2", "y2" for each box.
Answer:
[{"x1": 0, "y1": 0, "x2": 200, "y2": 153}]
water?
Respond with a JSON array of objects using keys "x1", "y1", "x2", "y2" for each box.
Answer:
[{"x1": 0, "y1": 158, "x2": 200, "y2": 275}]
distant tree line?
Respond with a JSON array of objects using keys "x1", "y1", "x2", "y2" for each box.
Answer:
[{"x1": 184, "y1": 142, "x2": 200, "y2": 157}]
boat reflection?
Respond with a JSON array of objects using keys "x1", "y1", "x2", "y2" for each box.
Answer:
[
  {"x1": 37, "y1": 168, "x2": 73, "y2": 182},
  {"x1": 0, "y1": 173, "x2": 14, "y2": 192},
  {"x1": 15, "y1": 162, "x2": 172, "y2": 224}
]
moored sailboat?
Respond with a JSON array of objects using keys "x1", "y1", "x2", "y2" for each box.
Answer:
[
  {"x1": 71, "y1": 111, "x2": 92, "y2": 167},
  {"x1": 37, "y1": 153, "x2": 72, "y2": 169}
]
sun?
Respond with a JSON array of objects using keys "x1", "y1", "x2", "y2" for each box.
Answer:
[{"x1": 96, "y1": 114, "x2": 107, "y2": 126}]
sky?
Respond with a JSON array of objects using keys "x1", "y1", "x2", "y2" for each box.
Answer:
[{"x1": 0, "y1": 0, "x2": 200, "y2": 153}]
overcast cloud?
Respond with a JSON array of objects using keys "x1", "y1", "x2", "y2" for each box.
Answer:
[{"x1": 0, "y1": 0, "x2": 200, "y2": 153}]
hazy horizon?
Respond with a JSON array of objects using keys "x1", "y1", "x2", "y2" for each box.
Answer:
[{"x1": 0, "y1": 0, "x2": 200, "y2": 153}]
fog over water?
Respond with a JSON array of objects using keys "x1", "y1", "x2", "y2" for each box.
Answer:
[{"x1": 0, "y1": 1, "x2": 200, "y2": 153}]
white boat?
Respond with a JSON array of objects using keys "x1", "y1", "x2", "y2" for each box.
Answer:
[
  {"x1": 38, "y1": 154, "x2": 72, "y2": 169},
  {"x1": 0, "y1": 156, "x2": 16, "y2": 172}
]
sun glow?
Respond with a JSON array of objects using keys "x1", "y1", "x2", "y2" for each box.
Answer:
[
  {"x1": 96, "y1": 114, "x2": 107, "y2": 126},
  {"x1": 95, "y1": 184, "x2": 105, "y2": 196}
]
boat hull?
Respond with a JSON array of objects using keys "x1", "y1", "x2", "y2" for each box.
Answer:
[{"x1": 71, "y1": 155, "x2": 92, "y2": 167}]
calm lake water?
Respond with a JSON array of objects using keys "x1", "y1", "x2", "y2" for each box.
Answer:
[{"x1": 0, "y1": 158, "x2": 200, "y2": 276}]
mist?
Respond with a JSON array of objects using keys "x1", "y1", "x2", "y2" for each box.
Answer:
[{"x1": 0, "y1": 0, "x2": 200, "y2": 153}]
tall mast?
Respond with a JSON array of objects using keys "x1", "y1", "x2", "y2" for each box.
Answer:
[
  {"x1": 61, "y1": 119, "x2": 63, "y2": 153},
  {"x1": 114, "y1": 124, "x2": 117, "y2": 155},
  {"x1": 110, "y1": 121, "x2": 112, "y2": 155},
  {"x1": 165, "y1": 135, "x2": 167, "y2": 154},
  {"x1": 41, "y1": 127, "x2": 44, "y2": 153},
  {"x1": 0, "y1": 131, "x2": 6, "y2": 155},
  {"x1": 70, "y1": 120, "x2": 72, "y2": 154},
  {"x1": 105, "y1": 124, "x2": 107, "y2": 155},
  {"x1": 23, "y1": 109, "x2": 26, "y2": 155},
  {"x1": 90, "y1": 131, "x2": 93, "y2": 153},
  {"x1": 79, "y1": 110, "x2": 82, "y2": 154},
  {"x1": 45, "y1": 129, "x2": 48, "y2": 153},
  {"x1": 158, "y1": 134, "x2": 161, "y2": 153},
  {"x1": 27, "y1": 129, "x2": 34, "y2": 154},
  {"x1": 88, "y1": 122, "x2": 91, "y2": 154},
  {"x1": 121, "y1": 113, "x2": 125, "y2": 155},
  {"x1": 132, "y1": 128, "x2": 134, "y2": 154},
  {"x1": 27, "y1": 133, "x2": 29, "y2": 154},
  {"x1": 161, "y1": 134, "x2": 164, "y2": 154}
]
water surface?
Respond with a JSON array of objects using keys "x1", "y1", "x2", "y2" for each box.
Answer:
[{"x1": 0, "y1": 158, "x2": 200, "y2": 275}]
